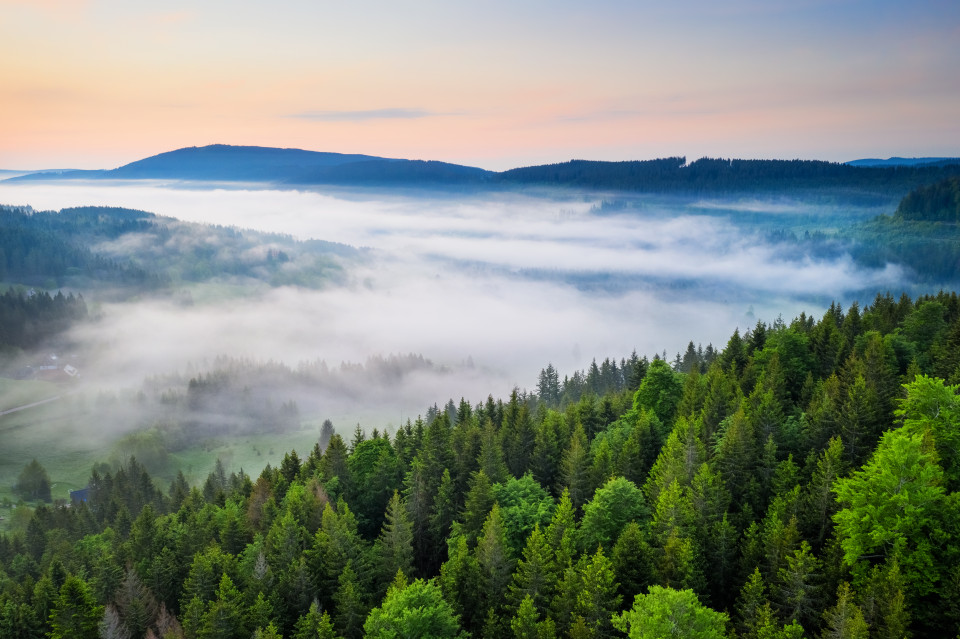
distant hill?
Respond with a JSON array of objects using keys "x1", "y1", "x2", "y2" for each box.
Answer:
[
  {"x1": 11, "y1": 145, "x2": 388, "y2": 183},
  {"x1": 8, "y1": 144, "x2": 493, "y2": 187},
  {"x1": 0, "y1": 169, "x2": 58, "y2": 179},
  {"x1": 847, "y1": 157, "x2": 960, "y2": 167},
  {"x1": 111, "y1": 144, "x2": 383, "y2": 181},
  {"x1": 6, "y1": 144, "x2": 960, "y2": 193},
  {"x1": 495, "y1": 156, "x2": 960, "y2": 193}
]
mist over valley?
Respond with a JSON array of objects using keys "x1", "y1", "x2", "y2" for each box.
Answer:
[
  {"x1": 0, "y1": 173, "x2": 929, "y2": 478},
  {"x1": 0, "y1": 178, "x2": 914, "y2": 385}
]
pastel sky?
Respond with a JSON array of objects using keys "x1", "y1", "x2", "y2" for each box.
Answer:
[{"x1": 1, "y1": 0, "x2": 958, "y2": 170}]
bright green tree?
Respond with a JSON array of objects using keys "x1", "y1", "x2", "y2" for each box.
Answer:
[
  {"x1": 510, "y1": 595, "x2": 556, "y2": 639},
  {"x1": 833, "y1": 428, "x2": 946, "y2": 599},
  {"x1": 579, "y1": 476, "x2": 648, "y2": 553},
  {"x1": 612, "y1": 585, "x2": 728, "y2": 639},
  {"x1": 492, "y1": 473, "x2": 555, "y2": 555},
  {"x1": 363, "y1": 578, "x2": 466, "y2": 639},
  {"x1": 634, "y1": 358, "x2": 684, "y2": 427},
  {"x1": 897, "y1": 374, "x2": 960, "y2": 488}
]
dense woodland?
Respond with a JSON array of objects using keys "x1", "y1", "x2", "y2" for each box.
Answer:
[
  {"x1": 0, "y1": 205, "x2": 353, "y2": 295},
  {"x1": 0, "y1": 289, "x2": 87, "y2": 353},
  {"x1": 842, "y1": 176, "x2": 960, "y2": 283},
  {"x1": 0, "y1": 206, "x2": 159, "y2": 291},
  {"x1": 895, "y1": 177, "x2": 960, "y2": 223},
  {"x1": 4, "y1": 179, "x2": 960, "y2": 637},
  {"x1": 3, "y1": 291, "x2": 960, "y2": 637},
  {"x1": 496, "y1": 157, "x2": 960, "y2": 194}
]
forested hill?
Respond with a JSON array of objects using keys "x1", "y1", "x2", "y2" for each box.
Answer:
[
  {"x1": 846, "y1": 157, "x2": 960, "y2": 167},
  {"x1": 0, "y1": 204, "x2": 356, "y2": 294},
  {"x1": 495, "y1": 156, "x2": 960, "y2": 193},
  {"x1": 5, "y1": 291, "x2": 960, "y2": 637},
  {"x1": 841, "y1": 177, "x2": 960, "y2": 283},
  {"x1": 8, "y1": 144, "x2": 960, "y2": 194},
  {"x1": 895, "y1": 176, "x2": 960, "y2": 222}
]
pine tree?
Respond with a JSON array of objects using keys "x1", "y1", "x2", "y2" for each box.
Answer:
[
  {"x1": 857, "y1": 561, "x2": 910, "y2": 639},
  {"x1": 820, "y1": 582, "x2": 868, "y2": 639},
  {"x1": 476, "y1": 504, "x2": 515, "y2": 615},
  {"x1": 306, "y1": 500, "x2": 367, "y2": 610},
  {"x1": 374, "y1": 491, "x2": 415, "y2": 592},
  {"x1": 508, "y1": 525, "x2": 556, "y2": 614},
  {"x1": 560, "y1": 423, "x2": 592, "y2": 510},
  {"x1": 653, "y1": 528, "x2": 703, "y2": 592},
  {"x1": 773, "y1": 541, "x2": 821, "y2": 629},
  {"x1": 644, "y1": 416, "x2": 706, "y2": 505},
  {"x1": 801, "y1": 436, "x2": 846, "y2": 549},
  {"x1": 503, "y1": 389, "x2": 536, "y2": 477},
  {"x1": 531, "y1": 411, "x2": 563, "y2": 490},
  {"x1": 429, "y1": 469, "x2": 458, "y2": 564},
  {"x1": 544, "y1": 489, "x2": 577, "y2": 574},
  {"x1": 838, "y1": 374, "x2": 878, "y2": 466},
  {"x1": 403, "y1": 457, "x2": 434, "y2": 575},
  {"x1": 114, "y1": 567, "x2": 159, "y2": 639},
  {"x1": 292, "y1": 601, "x2": 324, "y2": 639},
  {"x1": 333, "y1": 562, "x2": 367, "y2": 639},
  {"x1": 461, "y1": 470, "x2": 495, "y2": 545},
  {"x1": 736, "y1": 568, "x2": 770, "y2": 639},
  {"x1": 478, "y1": 420, "x2": 509, "y2": 484},
  {"x1": 573, "y1": 546, "x2": 621, "y2": 637},
  {"x1": 439, "y1": 533, "x2": 485, "y2": 635},
  {"x1": 510, "y1": 595, "x2": 546, "y2": 639},
  {"x1": 611, "y1": 521, "x2": 650, "y2": 605},
  {"x1": 198, "y1": 574, "x2": 246, "y2": 639}
]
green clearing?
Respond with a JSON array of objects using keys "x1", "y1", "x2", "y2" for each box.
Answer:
[
  {"x1": 164, "y1": 426, "x2": 329, "y2": 487},
  {"x1": 0, "y1": 384, "x2": 341, "y2": 533},
  {"x1": 0, "y1": 370, "x2": 395, "y2": 535},
  {"x1": 0, "y1": 392, "x2": 106, "y2": 499},
  {"x1": 0, "y1": 377, "x2": 62, "y2": 412}
]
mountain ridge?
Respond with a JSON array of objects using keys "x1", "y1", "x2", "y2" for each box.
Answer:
[{"x1": 6, "y1": 144, "x2": 960, "y2": 193}]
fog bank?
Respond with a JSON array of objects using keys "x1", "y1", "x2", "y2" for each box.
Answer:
[{"x1": 0, "y1": 180, "x2": 905, "y2": 421}]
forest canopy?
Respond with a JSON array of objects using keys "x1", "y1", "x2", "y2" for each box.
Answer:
[{"x1": 3, "y1": 291, "x2": 960, "y2": 637}]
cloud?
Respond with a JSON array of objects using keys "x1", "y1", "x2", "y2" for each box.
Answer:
[{"x1": 289, "y1": 108, "x2": 442, "y2": 122}]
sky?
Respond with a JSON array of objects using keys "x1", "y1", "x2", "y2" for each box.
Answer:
[{"x1": 1, "y1": 0, "x2": 959, "y2": 170}]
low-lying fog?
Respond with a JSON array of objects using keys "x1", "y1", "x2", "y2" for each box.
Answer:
[{"x1": 0, "y1": 180, "x2": 904, "y2": 427}]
